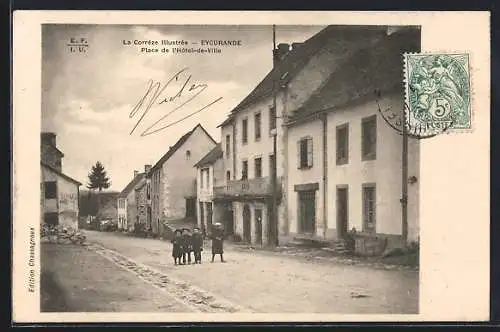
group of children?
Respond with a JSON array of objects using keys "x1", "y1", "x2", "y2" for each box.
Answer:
[{"x1": 171, "y1": 223, "x2": 225, "y2": 265}]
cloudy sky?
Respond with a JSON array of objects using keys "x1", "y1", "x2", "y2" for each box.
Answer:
[{"x1": 42, "y1": 24, "x2": 324, "y2": 191}]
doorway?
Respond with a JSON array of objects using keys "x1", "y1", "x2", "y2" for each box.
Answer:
[
  {"x1": 44, "y1": 212, "x2": 58, "y2": 226},
  {"x1": 224, "y1": 204, "x2": 234, "y2": 235},
  {"x1": 336, "y1": 186, "x2": 349, "y2": 239},
  {"x1": 243, "y1": 204, "x2": 251, "y2": 243},
  {"x1": 206, "y1": 202, "x2": 213, "y2": 229},
  {"x1": 185, "y1": 198, "x2": 196, "y2": 219},
  {"x1": 254, "y1": 208, "x2": 263, "y2": 245},
  {"x1": 199, "y1": 202, "x2": 205, "y2": 234},
  {"x1": 298, "y1": 190, "x2": 316, "y2": 234}
]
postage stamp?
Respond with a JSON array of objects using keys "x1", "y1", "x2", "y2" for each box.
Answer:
[{"x1": 404, "y1": 53, "x2": 472, "y2": 134}]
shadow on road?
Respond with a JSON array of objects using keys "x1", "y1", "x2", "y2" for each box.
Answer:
[{"x1": 40, "y1": 270, "x2": 70, "y2": 312}]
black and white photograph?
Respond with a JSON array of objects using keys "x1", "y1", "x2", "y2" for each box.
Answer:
[
  {"x1": 12, "y1": 11, "x2": 490, "y2": 323},
  {"x1": 39, "y1": 23, "x2": 421, "y2": 314}
]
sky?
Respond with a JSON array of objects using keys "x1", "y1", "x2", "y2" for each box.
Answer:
[{"x1": 42, "y1": 24, "x2": 325, "y2": 191}]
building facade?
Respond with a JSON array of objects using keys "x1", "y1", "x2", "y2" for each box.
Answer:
[
  {"x1": 215, "y1": 25, "x2": 390, "y2": 246},
  {"x1": 149, "y1": 124, "x2": 217, "y2": 235},
  {"x1": 285, "y1": 27, "x2": 421, "y2": 252},
  {"x1": 40, "y1": 132, "x2": 81, "y2": 229},
  {"x1": 118, "y1": 169, "x2": 146, "y2": 231},
  {"x1": 117, "y1": 195, "x2": 127, "y2": 230},
  {"x1": 194, "y1": 144, "x2": 228, "y2": 236}
]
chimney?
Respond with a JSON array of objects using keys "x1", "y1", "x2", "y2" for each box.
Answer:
[
  {"x1": 144, "y1": 164, "x2": 152, "y2": 173},
  {"x1": 275, "y1": 43, "x2": 290, "y2": 61},
  {"x1": 41, "y1": 132, "x2": 57, "y2": 147},
  {"x1": 134, "y1": 170, "x2": 139, "y2": 178},
  {"x1": 291, "y1": 42, "x2": 303, "y2": 50}
]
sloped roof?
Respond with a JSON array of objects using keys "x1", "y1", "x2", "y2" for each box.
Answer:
[
  {"x1": 287, "y1": 27, "x2": 421, "y2": 124},
  {"x1": 119, "y1": 172, "x2": 145, "y2": 197},
  {"x1": 218, "y1": 25, "x2": 389, "y2": 127},
  {"x1": 193, "y1": 143, "x2": 223, "y2": 168},
  {"x1": 149, "y1": 124, "x2": 216, "y2": 173},
  {"x1": 41, "y1": 162, "x2": 82, "y2": 186}
]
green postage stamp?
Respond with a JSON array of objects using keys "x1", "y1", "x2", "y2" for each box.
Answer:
[{"x1": 404, "y1": 53, "x2": 472, "y2": 133}]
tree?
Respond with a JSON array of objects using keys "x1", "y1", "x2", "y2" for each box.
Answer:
[{"x1": 87, "y1": 161, "x2": 111, "y2": 219}]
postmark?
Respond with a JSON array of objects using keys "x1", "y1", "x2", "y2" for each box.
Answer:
[{"x1": 404, "y1": 53, "x2": 472, "y2": 133}]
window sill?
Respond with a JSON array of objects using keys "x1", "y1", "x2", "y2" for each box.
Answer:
[
  {"x1": 298, "y1": 165, "x2": 313, "y2": 170},
  {"x1": 336, "y1": 160, "x2": 348, "y2": 166},
  {"x1": 255, "y1": 137, "x2": 261, "y2": 142},
  {"x1": 362, "y1": 155, "x2": 376, "y2": 161}
]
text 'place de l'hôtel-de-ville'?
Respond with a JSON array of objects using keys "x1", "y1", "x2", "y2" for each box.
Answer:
[{"x1": 41, "y1": 25, "x2": 421, "y2": 256}]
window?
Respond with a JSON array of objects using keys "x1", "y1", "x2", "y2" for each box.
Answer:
[
  {"x1": 298, "y1": 137, "x2": 313, "y2": 169},
  {"x1": 205, "y1": 168, "x2": 210, "y2": 188},
  {"x1": 362, "y1": 115, "x2": 377, "y2": 160},
  {"x1": 336, "y1": 124, "x2": 349, "y2": 165},
  {"x1": 186, "y1": 150, "x2": 191, "y2": 159},
  {"x1": 269, "y1": 106, "x2": 276, "y2": 132},
  {"x1": 241, "y1": 160, "x2": 248, "y2": 180},
  {"x1": 225, "y1": 135, "x2": 231, "y2": 159},
  {"x1": 254, "y1": 157, "x2": 262, "y2": 178},
  {"x1": 254, "y1": 113, "x2": 262, "y2": 141},
  {"x1": 242, "y1": 118, "x2": 248, "y2": 144},
  {"x1": 146, "y1": 183, "x2": 151, "y2": 200},
  {"x1": 226, "y1": 170, "x2": 231, "y2": 182},
  {"x1": 44, "y1": 181, "x2": 57, "y2": 199},
  {"x1": 200, "y1": 169, "x2": 204, "y2": 188},
  {"x1": 362, "y1": 184, "x2": 376, "y2": 232}
]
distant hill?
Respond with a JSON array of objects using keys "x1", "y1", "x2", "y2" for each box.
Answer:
[{"x1": 79, "y1": 190, "x2": 119, "y2": 220}]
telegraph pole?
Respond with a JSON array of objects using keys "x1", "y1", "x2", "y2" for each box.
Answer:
[
  {"x1": 401, "y1": 107, "x2": 409, "y2": 246},
  {"x1": 271, "y1": 24, "x2": 279, "y2": 247}
]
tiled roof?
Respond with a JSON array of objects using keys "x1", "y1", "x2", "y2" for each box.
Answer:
[
  {"x1": 218, "y1": 25, "x2": 389, "y2": 127},
  {"x1": 119, "y1": 173, "x2": 145, "y2": 197},
  {"x1": 193, "y1": 143, "x2": 223, "y2": 168},
  {"x1": 41, "y1": 162, "x2": 82, "y2": 185},
  {"x1": 287, "y1": 27, "x2": 421, "y2": 123},
  {"x1": 149, "y1": 124, "x2": 216, "y2": 173}
]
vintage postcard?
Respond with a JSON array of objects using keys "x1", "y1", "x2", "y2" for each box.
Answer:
[{"x1": 12, "y1": 11, "x2": 490, "y2": 323}]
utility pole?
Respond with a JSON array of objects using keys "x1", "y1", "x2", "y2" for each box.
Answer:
[
  {"x1": 401, "y1": 107, "x2": 409, "y2": 246},
  {"x1": 270, "y1": 24, "x2": 279, "y2": 247}
]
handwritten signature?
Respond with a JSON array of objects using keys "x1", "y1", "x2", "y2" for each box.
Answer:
[{"x1": 130, "y1": 67, "x2": 223, "y2": 137}]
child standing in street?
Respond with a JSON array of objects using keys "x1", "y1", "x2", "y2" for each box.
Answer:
[
  {"x1": 192, "y1": 227, "x2": 203, "y2": 264},
  {"x1": 182, "y1": 228, "x2": 193, "y2": 265},
  {"x1": 210, "y1": 222, "x2": 225, "y2": 263},
  {"x1": 171, "y1": 229, "x2": 183, "y2": 265}
]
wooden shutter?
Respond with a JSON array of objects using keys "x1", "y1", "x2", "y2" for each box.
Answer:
[
  {"x1": 297, "y1": 140, "x2": 301, "y2": 169},
  {"x1": 307, "y1": 138, "x2": 313, "y2": 167}
]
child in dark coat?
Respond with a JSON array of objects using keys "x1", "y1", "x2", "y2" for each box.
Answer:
[
  {"x1": 191, "y1": 227, "x2": 203, "y2": 264},
  {"x1": 210, "y1": 223, "x2": 225, "y2": 263},
  {"x1": 182, "y1": 228, "x2": 193, "y2": 265},
  {"x1": 171, "y1": 229, "x2": 183, "y2": 265}
]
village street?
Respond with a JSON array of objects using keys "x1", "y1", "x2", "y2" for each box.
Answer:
[{"x1": 42, "y1": 230, "x2": 419, "y2": 314}]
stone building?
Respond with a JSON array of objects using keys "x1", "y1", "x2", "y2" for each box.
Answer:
[
  {"x1": 285, "y1": 27, "x2": 421, "y2": 253},
  {"x1": 40, "y1": 132, "x2": 81, "y2": 229},
  {"x1": 215, "y1": 25, "x2": 390, "y2": 246},
  {"x1": 193, "y1": 143, "x2": 227, "y2": 236},
  {"x1": 148, "y1": 124, "x2": 217, "y2": 235}
]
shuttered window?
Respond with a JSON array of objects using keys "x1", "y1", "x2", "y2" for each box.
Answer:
[
  {"x1": 242, "y1": 118, "x2": 248, "y2": 144},
  {"x1": 362, "y1": 184, "x2": 376, "y2": 232},
  {"x1": 362, "y1": 115, "x2": 377, "y2": 160},
  {"x1": 242, "y1": 160, "x2": 248, "y2": 180},
  {"x1": 336, "y1": 124, "x2": 349, "y2": 165},
  {"x1": 298, "y1": 137, "x2": 313, "y2": 169},
  {"x1": 255, "y1": 113, "x2": 261, "y2": 141}
]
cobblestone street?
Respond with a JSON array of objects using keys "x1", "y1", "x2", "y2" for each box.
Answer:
[{"x1": 54, "y1": 230, "x2": 419, "y2": 314}]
